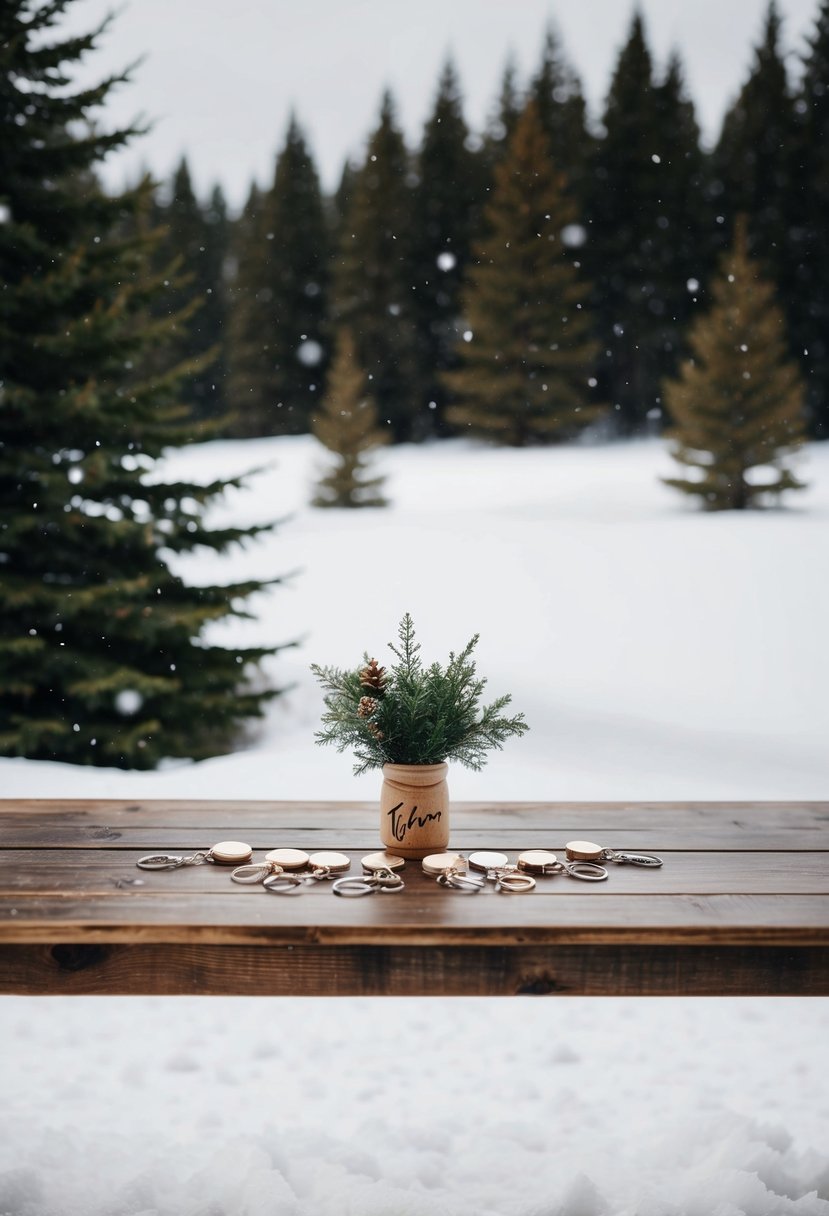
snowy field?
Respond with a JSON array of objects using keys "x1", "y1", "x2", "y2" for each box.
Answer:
[{"x1": 2, "y1": 435, "x2": 828, "y2": 1214}]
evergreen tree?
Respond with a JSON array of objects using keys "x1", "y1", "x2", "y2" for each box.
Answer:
[
  {"x1": 225, "y1": 180, "x2": 268, "y2": 436},
  {"x1": 663, "y1": 219, "x2": 807, "y2": 510},
  {"x1": 410, "y1": 60, "x2": 484, "y2": 435},
  {"x1": 227, "y1": 116, "x2": 329, "y2": 436},
  {"x1": 585, "y1": 14, "x2": 711, "y2": 433},
  {"x1": 0, "y1": 1, "x2": 288, "y2": 768},
  {"x1": 444, "y1": 101, "x2": 602, "y2": 446},
  {"x1": 481, "y1": 58, "x2": 523, "y2": 169},
  {"x1": 714, "y1": 3, "x2": 796, "y2": 301},
  {"x1": 149, "y1": 159, "x2": 230, "y2": 421},
  {"x1": 333, "y1": 91, "x2": 420, "y2": 441},
  {"x1": 311, "y1": 329, "x2": 388, "y2": 508},
  {"x1": 791, "y1": 0, "x2": 829, "y2": 436},
  {"x1": 528, "y1": 26, "x2": 592, "y2": 199}
]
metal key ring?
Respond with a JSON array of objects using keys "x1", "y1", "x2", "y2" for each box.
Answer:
[
  {"x1": 263, "y1": 872, "x2": 304, "y2": 894},
  {"x1": 563, "y1": 860, "x2": 608, "y2": 882},
  {"x1": 136, "y1": 853, "x2": 186, "y2": 870},
  {"x1": 332, "y1": 876, "x2": 377, "y2": 897},
  {"x1": 437, "y1": 870, "x2": 485, "y2": 892},
  {"x1": 495, "y1": 870, "x2": 536, "y2": 893},
  {"x1": 231, "y1": 862, "x2": 281, "y2": 885}
]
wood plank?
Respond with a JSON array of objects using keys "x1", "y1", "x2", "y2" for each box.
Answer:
[
  {"x1": 0, "y1": 894, "x2": 826, "y2": 945},
  {"x1": 0, "y1": 941, "x2": 825, "y2": 996},
  {"x1": 1, "y1": 849, "x2": 826, "y2": 895},
  {"x1": 2, "y1": 822, "x2": 825, "y2": 851},
  {"x1": 3, "y1": 792, "x2": 821, "y2": 831}
]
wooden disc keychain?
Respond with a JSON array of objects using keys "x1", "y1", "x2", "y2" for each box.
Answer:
[
  {"x1": 467, "y1": 851, "x2": 536, "y2": 893},
  {"x1": 422, "y1": 852, "x2": 485, "y2": 891},
  {"x1": 565, "y1": 840, "x2": 663, "y2": 867},
  {"x1": 517, "y1": 849, "x2": 608, "y2": 881},
  {"x1": 136, "y1": 841, "x2": 252, "y2": 870},
  {"x1": 262, "y1": 850, "x2": 352, "y2": 893}
]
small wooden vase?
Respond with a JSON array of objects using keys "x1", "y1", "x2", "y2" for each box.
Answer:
[{"x1": 380, "y1": 762, "x2": 449, "y2": 859}]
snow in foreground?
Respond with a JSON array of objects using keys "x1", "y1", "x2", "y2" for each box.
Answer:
[{"x1": 2, "y1": 436, "x2": 827, "y2": 1214}]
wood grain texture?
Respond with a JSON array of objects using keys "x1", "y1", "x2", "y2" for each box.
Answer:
[
  {"x1": 0, "y1": 942, "x2": 825, "y2": 996},
  {"x1": 1, "y1": 800, "x2": 826, "y2": 995}
]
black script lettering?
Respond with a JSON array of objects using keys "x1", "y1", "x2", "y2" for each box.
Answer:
[{"x1": 387, "y1": 802, "x2": 443, "y2": 842}]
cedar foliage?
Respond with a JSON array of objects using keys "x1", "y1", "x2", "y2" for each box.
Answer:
[
  {"x1": 311, "y1": 614, "x2": 529, "y2": 774},
  {"x1": 444, "y1": 100, "x2": 602, "y2": 445},
  {"x1": 0, "y1": 1, "x2": 289, "y2": 768},
  {"x1": 663, "y1": 218, "x2": 807, "y2": 510},
  {"x1": 311, "y1": 329, "x2": 388, "y2": 508}
]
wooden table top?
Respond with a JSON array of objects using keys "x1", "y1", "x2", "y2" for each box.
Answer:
[{"x1": 1, "y1": 799, "x2": 827, "y2": 996}]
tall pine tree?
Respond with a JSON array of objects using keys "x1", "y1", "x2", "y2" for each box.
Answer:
[
  {"x1": 334, "y1": 91, "x2": 419, "y2": 441},
  {"x1": 0, "y1": 1, "x2": 289, "y2": 767},
  {"x1": 410, "y1": 60, "x2": 484, "y2": 436},
  {"x1": 663, "y1": 218, "x2": 807, "y2": 510},
  {"x1": 791, "y1": 0, "x2": 829, "y2": 437},
  {"x1": 528, "y1": 26, "x2": 592, "y2": 201},
  {"x1": 585, "y1": 14, "x2": 711, "y2": 433},
  {"x1": 714, "y1": 3, "x2": 796, "y2": 304},
  {"x1": 444, "y1": 101, "x2": 602, "y2": 446},
  {"x1": 227, "y1": 116, "x2": 329, "y2": 436}
]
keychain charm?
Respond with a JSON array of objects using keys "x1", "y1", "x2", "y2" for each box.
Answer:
[
  {"x1": 137, "y1": 841, "x2": 253, "y2": 870},
  {"x1": 468, "y1": 851, "x2": 536, "y2": 893},
  {"x1": 422, "y1": 852, "x2": 484, "y2": 891},
  {"x1": 362, "y1": 851, "x2": 405, "y2": 874},
  {"x1": 332, "y1": 867, "x2": 404, "y2": 897},
  {"x1": 262, "y1": 850, "x2": 352, "y2": 893},
  {"x1": 565, "y1": 840, "x2": 663, "y2": 867},
  {"x1": 517, "y1": 849, "x2": 609, "y2": 882}
]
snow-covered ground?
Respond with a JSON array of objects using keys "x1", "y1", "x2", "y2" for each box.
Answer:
[{"x1": 2, "y1": 436, "x2": 828, "y2": 1215}]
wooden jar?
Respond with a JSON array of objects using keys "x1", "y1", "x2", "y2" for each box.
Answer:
[{"x1": 379, "y1": 762, "x2": 449, "y2": 859}]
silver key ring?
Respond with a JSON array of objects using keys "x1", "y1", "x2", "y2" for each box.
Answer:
[
  {"x1": 517, "y1": 850, "x2": 609, "y2": 882},
  {"x1": 231, "y1": 861, "x2": 282, "y2": 884},
  {"x1": 565, "y1": 840, "x2": 662, "y2": 868},
  {"x1": 136, "y1": 850, "x2": 210, "y2": 870},
  {"x1": 263, "y1": 872, "x2": 304, "y2": 894},
  {"x1": 436, "y1": 869, "x2": 485, "y2": 892},
  {"x1": 333, "y1": 869, "x2": 405, "y2": 897}
]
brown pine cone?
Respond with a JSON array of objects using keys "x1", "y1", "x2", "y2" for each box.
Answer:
[
  {"x1": 359, "y1": 658, "x2": 387, "y2": 694},
  {"x1": 357, "y1": 696, "x2": 378, "y2": 718}
]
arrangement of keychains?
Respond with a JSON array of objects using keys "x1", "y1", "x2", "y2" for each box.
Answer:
[{"x1": 136, "y1": 839, "x2": 661, "y2": 895}]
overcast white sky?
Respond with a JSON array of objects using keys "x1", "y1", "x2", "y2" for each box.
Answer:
[{"x1": 62, "y1": 0, "x2": 820, "y2": 209}]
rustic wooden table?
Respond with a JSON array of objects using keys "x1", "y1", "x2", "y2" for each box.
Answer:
[{"x1": 0, "y1": 800, "x2": 827, "y2": 996}]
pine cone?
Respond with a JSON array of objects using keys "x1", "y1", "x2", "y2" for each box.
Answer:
[
  {"x1": 367, "y1": 721, "x2": 384, "y2": 741},
  {"x1": 357, "y1": 696, "x2": 378, "y2": 718},
  {"x1": 359, "y1": 658, "x2": 387, "y2": 695}
]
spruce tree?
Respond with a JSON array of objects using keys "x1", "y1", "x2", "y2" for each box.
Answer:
[
  {"x1": 585, "y1": 14, "x2": 711, "y2": 433},
  {"x1": 225, "y1": 180, "x2": 267, "y2": 436},
  {"x1": 311, "y1": 329, "x2": 388, "y2": 508},
  {"x1": 444, "y1": 101, "x2": 602, "y2": 446},
  {"x1": 714, "y1": 3, "x2": 796, "y2": 304},
  {"x1": 149, "y1": 159, "x2": 230, "y2": 422},
  {"x1": 410, "y1": 60, "x2": 484, "y2": 436},
  {"x1": 481, "y1": 58, "x2": 522, "y2": 170},
  {"x1": 333, "y1": 91, "x2": 420, "y2": 441},
  {"x1": 528, "y1": 26, "x2": 592, "y2": 201},
  {"x1": 663, "y1": 219, "x2": 807, "y2": 510},
  {"x1": 791, "y1": 0, "x2": 829, "y2": 436},
  {"x1": 226, "y1": 117, "x2": 329, "y2": 436},
  {"x1": 0, "y1": 1, "x2": 288, "y2": 768}
]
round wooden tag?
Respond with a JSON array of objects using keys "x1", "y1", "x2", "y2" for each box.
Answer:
[
  {"x1": 517, "y1": 849, "x2": 558, "y2": 873},
  {"x1": 210, "y1": 840, "x2": 253, "y2": 865},
  {"x1": 265, "y1": 847, "x2": 310, "y2": 870},
  {"x1": 422, "y1": 852, "x2": 464, "y2": 876},
  {"x1": 362, "y1": 851, "x2": 405, "y2": 873},
  {"x1": 468, "y1": 850, "x2": 509, "y2": 872},
  {"x1": 307, "y1": 851, "x2": 350, "y2": 873},
  {"x1": 565, "y1": 840, "x2": 604, "y2": 862}
]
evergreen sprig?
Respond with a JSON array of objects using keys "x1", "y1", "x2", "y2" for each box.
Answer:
[{"x1": 311, "y1": 614, "x2": 528, "y2": 775}]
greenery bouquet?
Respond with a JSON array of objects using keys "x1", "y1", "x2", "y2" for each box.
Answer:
[{"x1": 311, "y1": 613, "x2": 529, "y2": 775}]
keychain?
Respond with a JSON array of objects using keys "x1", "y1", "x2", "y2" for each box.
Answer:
[
  {"x1": 136, "y1": 840, "x2": 253, "y2": 870},
  {"x1": 361, "y1": 851, "x2": 405, "y2": 875},
  {"x1": 332, "y1": 865, "x2": 404, "y2": 897},
  {"x1": 467, "y1": 851, "x2": 536, "y2": 893},
  {"x1": 517, "y1": 849, "x2": 609, "y2": 881},
  {"x1": 564, "y1": 840, "x2": 663, "y2": 867},
  {"x1": 422, "y1": 852, "x2": 484, "y2": 891},
  {"x1": 264, "y1": 851, "x2": 352, "y2": 894},
  {"x1": 232, "y1": 848, "x2": 351, "y2": 886}
]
